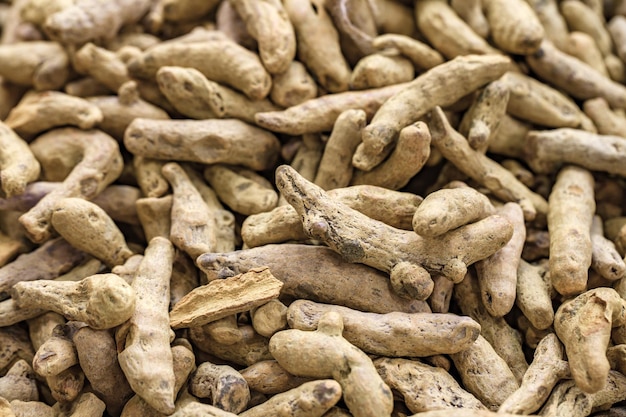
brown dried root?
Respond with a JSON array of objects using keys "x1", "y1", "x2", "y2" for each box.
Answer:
[
  {"x1": 0, "y1": 237, "x2": 87, "y2": 298},
  {"x1": 170, "y1": 267, "x2": 283, "y2": 329},
  {"x1": 241, "y1": 379, "x2": 342, "y2": 417},
  {"x1": 415, "y1": 0, "x2": 500, "y2": 59},
  {"x1": 287, "y1": 299, "x2": 480, "y2": 357},
  {"x1": 204, "y1": 164, "x2": 278, "y2": 216},
  {"x1": 0, "y1": 41, "x2": 69, "y2": 90},
  {"x1": 239, "y1": 360, "x2": 313, "y2": 395},
  {"x1": 124, "y1": 118, "x2": 280, "y2": 171},
  {"x1": 0, "y1": 360, "x2": 38, "y2": 402},
  {"x1": 43, "y1": 0, "x2": 152, "y2": 44},
  {"x1": 591, "y1": 215, "x2": 626, "y2": 281},
  {"x1": 51, "y1": 198, "x2": 134, "y2": 268},
  {"x1": 5, "y1": 91, "x2": 102, "y2": 137},
  {"x1": 375, "y1": 357, "x2": 486, "y2": 413},
  {"x1": 32, "y1": 323, "x2": 77, "y2": 377},
  {"x1": 350, "y1": 121, "x2": 431, "y2": 190},
  {"x1": 372, "y1": 33, "x2": 444, "y2": 71},
  {"x1": 9, "y1": 399, "x2": 55, "y2": 417},
  {"x1": 136, "y1": 195, "x2": 172, "y2": 242},
  {"x1": 189, "y1": 361, "x2": 250, "y2": 414},
  {"x1": 72, "y1": 325, "x2": 134, "y2": 416},
  {"x1": 157, "y1": 0, "x2": 221, "y2": 24},
  {"x1": 548, "y1": 165, "x2": 595, "y2": 296},
  {"x1": 197, "y1": 244, "x2": 429, "y2": 314},
  {"x1": 161, "y1": 163, "x2": 217, "y2": 260},
  {"x1": 475, "y1": 202, "x2": 525, "y2": 317},
  {"x1": 0, "y1": 121, "x2": 40, "y2": 199},
  {"x1": 11, "y1": 273, "x2": 135, "y2": 329},
  {"x1": 202, "y1": 315, "x2": 243, "y2": 346},
  {"x1": 20, "y1": 128, "x2": 123, "y2": 243},
  {"x1": 483, "y1": 0, "x2": 544, "y2": 54},
  {"x1": 0, "y1": 326, "x2": 35, "y2": 375},
  {"x1": 284, "y1": 0, "x2": 350, "y2": 92},
  {"x1": 251, "y1": 299, "x2": 288, "y2": 338},
  {"x1": 498, "y1": 333, "x2": 570, "y2": 415},
  {"x1": 527, "y1": 40, "x2": 626, "y2": 108},
  {"x1": 450, "y1": 335, "x2": 520, "y2": 410},
  {"x1": 314, "y1": 109, "x2": 366, "y2": 190},
  {"x1": 230, "y1": 0, "x2": 295, "y2": 75},
  {"x1": 190, "y1": 324, "x2": 272, "y2": 367},
  {"x1": 255, "y1": 81, "x2": 408, "y2": 135},
  {"x1": 128, "y1": 30, "x2": 271, "y2": 100},
  {"x1": 270, "y1": 311, "x2": 393, "y2": 417},
  {"x1": 354, "y1": 55, "x2": 510, "y2": 171},
  {"x1": 583, "y1": 97, "x2": 626, "y2": 136},
  {"x1": 555, "y1": 287, "x2": 626, "y2": 393},
  {"x1": 276, "y1": 164, "x2": 513, "y2": 298},
  {"x1": 429, "y1": 107, "x2": 548, "y2": 222},
  {"x1": 525, "y1": 128, "x2": 626, "y2": 177},
  {"x1": 539, "y1": 371, "x2": 626, "y2": 417},
  {"x1": 116, "y1": 237, "x2": 176, "y2": 415}
]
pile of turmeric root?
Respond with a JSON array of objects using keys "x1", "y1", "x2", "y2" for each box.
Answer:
[{"x1": 3, "y1": 0, "x2": 626, "y2": 416}]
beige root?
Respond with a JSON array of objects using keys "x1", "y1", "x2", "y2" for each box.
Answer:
[
  {"x1": 128, "y1": 31, "x2": 271, "y2": 100},
  {"x1": 591, "y1": 215, "x2": 626, "y2": 281},
  {"x1": 375, "y1": 357, "x2": 486, "y2": 413},
  {"x1": 453, "y1": 269, "x2": 529, "y2": 384},
  {"x1": 527, "y1": 40, "x2": 626, "y2": 108},
  {"x1": 561, "y1": 0, "x2": 612, "y2": 57},
  {"x1": 450, "y1": 0, "x2": 489, "y2": 38},
  {"x1": 133, "y1": 157, "x2": 169, "y2": 198},
  {"x1": 156, "y1": 66, "x2": 279, "y2": 124},
  {"x1": 251, "y1": 299, "x2": 288, "y2": 338},
  {"x1": 286, "y1": 299, "x2": 480, "y2": 357},
  {"x1": 255, "y1": 82, "x2": 408, "y2": 135},
  {"x1": 475, "y1": 202, "x2": 526, "y2": 317},
  {"x1": 197, "y1": 244, "x2": 430, "y2": 314},
  {"x1": 583, "y1": 97, "x2": 626, "y2": 136},
  {"x1": 124, "y1": 118, "x2": 280, "y2": 171},
  {"x1": 0, "y1": 359, "x2": 38, "y2": 402},
  {"x1": 515, "y1": 260, "x2": 554, "y2": 330},
  {"x1": 46, "y1": 365, "x2": 84, "y2": 403},
  {"x1": 51, "y1": 198, "x2": 134, "y2": 268},
  {"x1": 314, "y1": 109, "x2": 366, "y2": 190},
  {"x1": 548, "y1": 165, "x2": 595, "y2": 296},
  {"x1": 161, "y1": 163, "x2": 217, "y2": 260},
  {"x1": 415, "y1": 0, "x2": 500, "y2": 59},
  {"x1": 276, "y1": 164, "x2": 513, "y2": 298},
  {"x1": 203, "y1": 315, "x2": 243, "y2": 345},
  {"x1": 499, "y1": 71, "x2": 583, "y2": 129},
  {"x1": 11, "y1": 273, "x2": 135, "y2": 329},
  {"x1": 230, "y1": 0, "x2": 295, "y2": 75},
  {"x1": 204, "y1": 164, "x2": 278, "y2": 216},
  {"x1": 0, "y1": 41, "x2": 69, "y2": 90},
  {"x1": 350, "y1": 52, "x2": 414, "y2": 90},
  {"x1": 189, "y1": 361, "x2": 250, "y2": 414},
  {"x1": 170, "y1": 267, "x2": 283, "y2": 329},
  {"x1": 72, "y1": 42, "x2": 131, "y2": 92},
  {"x1": 498, "y1": 333, "x2": 570, "y2": 415},
  {"x1": 429, "y1": 107, "x2": 548, "y2": 221},
  {"x1": 566, "y1": 31, "x2": 610, "y2": 77},
  {"x1": 239, "y1": 360, "x2": 313, "y2": 395},
  {"x1": 4, "y1": 91, "x2": 102, "y2": 137},
  {"x1": 0, "y1": 121, "x2": 40, "y2": 199},
  {"x1": 0, "y1": 326, "x2": 35, "y2": 375},
  {"x1": 372, "y1": 33, "x2": 444, "y2": 71},
  {"x1": 524, "y1": 128, "x2": 626, "y2": 177},
  {"x1": 411, "y1": 187, "x2": 494, "y2": 238},
  {"x1": 350, "y1": 121, "x2": 431, "y2": 190},
  {"x1": 190, "y1": 324, "x2": 272, "y2": 367},
  {"x1": 483, "y1": 0, "x2": 544, "y2": 54},
  {"x1": 284, "y1": 0, "x2": 350, "y2": 92},
  {"x1": 241, "y1": 379, "x2": 342, "y2": 417},
  {"x1": 354, "y1": 55, "x2": 510, "y2": 171},
  {"x1": 20, "y1": 128, "x2": 123, "y2": 243},
  {"x1": 43, "y1": 0, "x2": 152, "y2": 44},
  {"x1": 32, "y1": 323, "x2": 77, "y2": 377},
  {"x1": 269, "y1": 311, "x2": 393, "y2": 417},
  {"x1": 555, "y1": 287, "x2": 626, "y2": 393},
  {"x1": 450, "y1": 335, "x2": 520, "y2": 410},
  {"x1": 136, "y1": 195, "x2": 172, "y2": 242},
  {"x1": 115, "y1": 237, "x2": 175, "y2": 414},
  {"x1": 269, "y1": 61, "x2": 318, "y2": 107}
]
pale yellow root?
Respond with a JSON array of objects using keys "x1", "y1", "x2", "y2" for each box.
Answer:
[{"x1": 0, "y1": 121, "x2": 40, "y2": 199}]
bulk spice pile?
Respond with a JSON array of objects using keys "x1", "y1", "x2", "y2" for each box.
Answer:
[{"x1": 3, "y1": 0, "x2": 626, "y2": 416}]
